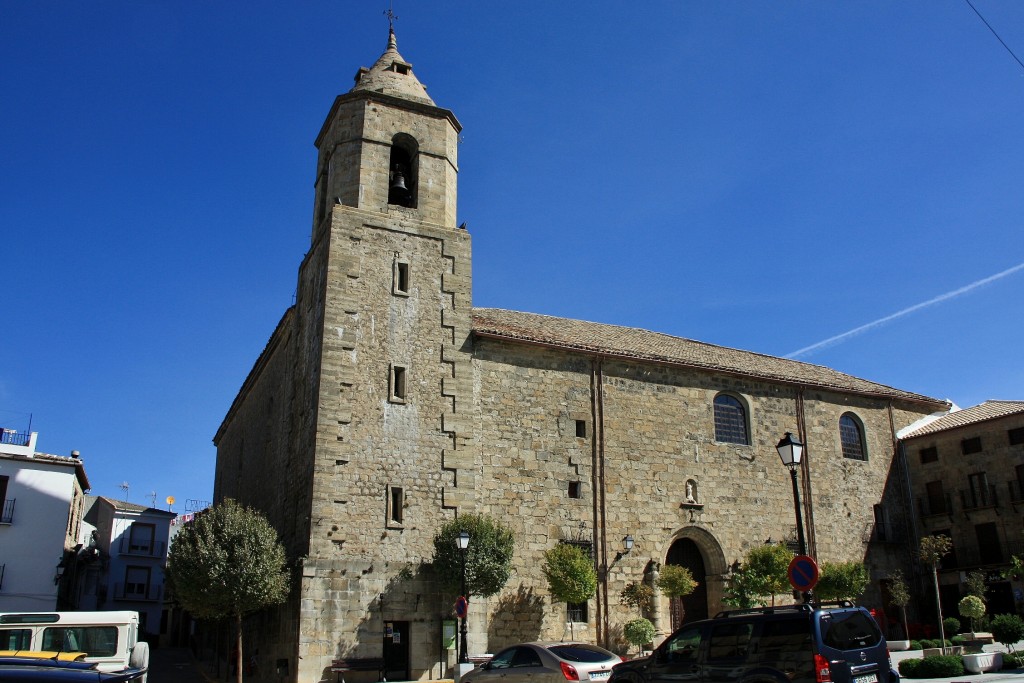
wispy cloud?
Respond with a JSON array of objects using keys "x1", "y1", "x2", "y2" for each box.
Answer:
[{"x1": 786, "y1": 262, "x2": 1024, "y2": 359}]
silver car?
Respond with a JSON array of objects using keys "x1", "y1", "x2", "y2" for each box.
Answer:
[{"x1": 463, "y1": 642, "x2": 622, "y2": 683}]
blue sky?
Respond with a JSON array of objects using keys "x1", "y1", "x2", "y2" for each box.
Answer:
[{"x1": 2, "y1": 2, "x2": 1022, "y2": 511}]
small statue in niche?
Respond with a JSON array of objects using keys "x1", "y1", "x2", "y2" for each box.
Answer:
[{"x1": 685, "y1": 480, "x2": 697, "y2": 504}]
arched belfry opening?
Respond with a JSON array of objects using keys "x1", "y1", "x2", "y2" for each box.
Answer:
[
  {"x1": 664, "y1": 527, "x2": 728, "y2": 629},
  {"x1": 388, "y1": 134, "x2": 419, "y2": 208}
]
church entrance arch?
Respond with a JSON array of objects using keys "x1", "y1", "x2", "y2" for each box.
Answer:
[{"x1": 663, "y1": 527, "x2": 727, "y2": 630}]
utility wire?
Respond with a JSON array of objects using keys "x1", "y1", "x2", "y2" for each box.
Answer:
[{"x1": 964, "y1": 0, "x2": 1024, "y2": 73}]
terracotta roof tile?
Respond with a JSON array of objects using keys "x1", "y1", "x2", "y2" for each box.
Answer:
[
  {"x1": 900, "y1": 400, "x2": 1024, "y2": 439},
  {"x1": 471, "y1": 308, "x2": 948, "y2": 407}
]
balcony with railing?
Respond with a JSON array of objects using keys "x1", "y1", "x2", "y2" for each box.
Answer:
[
  {"x1": 117, "y1": 537, "x2": 166, "y2": 557},
  {"x1": 0, "y1": 430, "x2": 37, "y2": 457},
  {"x1": 918, "y1": 492, "x2": 953, "y2": 517},
  {"x1": 0, "y1": 499, "x2": 14, "y2": 525},
  {"x1": 113, "y1": 582, "x2": 163, "y2": 602},
  {"x1": 961, "y1": 485, "x2": 999, "y2": 511}
]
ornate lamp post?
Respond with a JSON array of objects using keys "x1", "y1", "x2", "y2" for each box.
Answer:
[
  {"x1": 775, "y1": 432, "x2": 807, "y2": 557},
  {"x1": 457, "y1": 531, "x2": 470, "y2": 664}
]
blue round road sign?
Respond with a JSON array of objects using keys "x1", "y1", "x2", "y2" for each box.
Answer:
[
  {"x1": 788, "y1": 555, "x2": 819, "y2": 591},
  {"x1": 455, "y1": 596, "x2": 468, "y2": 619}
]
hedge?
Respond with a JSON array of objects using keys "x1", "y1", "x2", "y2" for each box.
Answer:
[{"x1": 898, "y1": 655, "x2": 965, "y2": 679}]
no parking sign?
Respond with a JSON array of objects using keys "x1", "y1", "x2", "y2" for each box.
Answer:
[{"x1": 788, "y1": 555, "x2": 819, "y2": 592}]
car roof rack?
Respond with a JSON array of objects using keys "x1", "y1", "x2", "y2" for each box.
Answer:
[{"x1": 713, "y1": 600, "x2": 855, "y2": 619}]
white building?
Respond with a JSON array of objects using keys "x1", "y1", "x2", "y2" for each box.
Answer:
[
  {"x1": 78, "y1": 496, "x2": 176, "y2": 634},
  {"x1": 0, "y1": 429, "x2": 89, "y2": 612}
]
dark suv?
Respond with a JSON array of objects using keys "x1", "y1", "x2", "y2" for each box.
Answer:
[{"x1": 610, "y1": 602, "x2": 896, "y2": 683}]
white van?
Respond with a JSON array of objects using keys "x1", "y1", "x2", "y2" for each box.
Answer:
[{"x1": 0, "y1": 610, "x2": 148, "y2": 679}]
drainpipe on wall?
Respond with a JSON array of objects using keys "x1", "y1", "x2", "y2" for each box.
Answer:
[
  {"x1": 590, "y1": 356, "x2": 608, "y2": 646},
  {"x1": 795, "y1": 390, "x2": 817, "y2": 557}
]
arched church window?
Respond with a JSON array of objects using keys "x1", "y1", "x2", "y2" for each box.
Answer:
[
  {"x1": 713, "y1": 393, "x2": 749, "y2": 445},
  {"x1": 839, "y1": 413, "x2": 866, "y2": 460},
  {"x1": 388, "y1": 134, "x2": 418, "y2": 208}
]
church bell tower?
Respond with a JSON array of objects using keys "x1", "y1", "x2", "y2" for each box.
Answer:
[{"x1": 289, "y1": 25, "x2": 477, "y2": 680}]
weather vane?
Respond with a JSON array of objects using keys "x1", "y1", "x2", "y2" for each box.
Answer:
[{"x1": 384, "y1": 3, "x2": 398, "y2": 31}]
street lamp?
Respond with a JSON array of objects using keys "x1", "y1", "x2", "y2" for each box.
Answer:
[
  {"x1": 457, "y1": 531, "x2": 470, "y2": 664},
  {"x1": 775, "y1": 432, "x2": 807, "y2": 557}
]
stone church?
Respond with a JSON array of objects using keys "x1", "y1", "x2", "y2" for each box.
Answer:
[{"x1": 213, "y1": 27, "x2": 950, "y2": 683}]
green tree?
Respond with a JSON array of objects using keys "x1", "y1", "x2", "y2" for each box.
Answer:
[
  {"x1": 724, "y1": 543, "x2": 794, "y2": 607},
  {"x1": 815, "y1": 561, "x2": 869, "y2": 601},
  {"x1": 958, "y1": 595, "x2": 985, "y2": 633},
  {"x1": 990, "y1": 614, "x2": 1024, "y2": 654},
  {"x1": 919, "y1": 534, "x2": 953, "y2": 650},
  {"x1": 657, "y1": 564, "x2": 697, "y2": 600},
  {"x1": 167, "y1": 499, "x2": 290, "y2": 683},
  {"x1": 964, "y1": 571, "x2": 987, "y2": 600},
  {"x1": 432, "y1": 513, "x2": 515, "y2": 599},
  {"x1": 1002, "y1": 554, "x2": 1024, "y2": 582},
  {"x1": 620, "y1": 582, "x2": 654, "y2": 615},
  {"x1": 623, "y1": 618, "x2": 657, "y2": 656},
  {"x1": 888, "y1": 569, "x2": 912, "y2": 639},
  {"x1": 542, "y1": 543, "x2": 597, "y2": 639}
]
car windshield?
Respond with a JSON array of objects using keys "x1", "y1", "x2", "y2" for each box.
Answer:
[
  {"x1": 548, "y1": 644, "x2": 612, "y2": 663},
  {"x1": 818, "y1": 611, "x2": 881, "y2": 650}
]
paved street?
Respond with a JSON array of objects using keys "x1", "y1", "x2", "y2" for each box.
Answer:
[
  {"x1": 145, "y1": 644, "x2": 1024, "y2": 683},
  {"x1": 147, "y1": 646, "x2": 211, "y2": 683}
]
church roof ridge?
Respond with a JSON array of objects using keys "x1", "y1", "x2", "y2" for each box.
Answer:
[
  {"x1": 471, "y1": 307, "x2": 948, "y2": 408},
  {"x1": 350, "y1": 27, "x2": 435, "y2": 106}
]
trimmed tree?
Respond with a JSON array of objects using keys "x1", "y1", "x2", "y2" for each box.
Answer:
[
  {"x1": 432, "y1": 513, "x2": 515, "y2": 599},
  {"x1": 620, "y1": 582, "x2": 655, "y2": 615},
  {"x1": 657, "y1": 564, "x2": 697, "y2": 600},
  {"x1": 623, "y1": 618, "x2": 657, "y2": 656},
  {"x1": 990, "y1": 614, "x2": 1024, "y2": 654},
  {"x1": 166, "y1": 499, "x2": 290, "y2": 683},
  {"x1": 542, "y1": 543, "x2": 597, "y2": 639},
  {"x1": 724, "y1": 543, "x2": 794, "y2": 607},
  {"x1": 919, "y1": 534, "x2": 953, "y2": 651},
  {"x1": 888, "y1": 569, "x2": 912, "y2": 639},
  {"x1": 815, "y1": 561, "x2": 869, "y2": 602},
  {"x1": 964, "y1": 571, "x2": 987, "y2": 601},
  {"x1": 958, "y1": 595, "x2": 985, "y2": 633}
]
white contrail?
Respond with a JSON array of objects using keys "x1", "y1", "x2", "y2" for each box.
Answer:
[{"x1": 786, "y1": 261, "x2": 1024, "y2": 359}]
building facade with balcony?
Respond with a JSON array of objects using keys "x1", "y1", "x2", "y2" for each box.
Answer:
[
  {"x1": 901, "y1": 400, "x2": 1024, "y2": 619},
  {"x1": 77, "y1": 496, "x2": 176, "y2": 634},
  {"x1": 0, "y1": 430, "x2": 89, "y2": 611}
]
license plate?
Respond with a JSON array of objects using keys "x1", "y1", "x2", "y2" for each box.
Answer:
[
  {"x1": 854, "y1": 675, "x2": 877, "y2": 683},
  {"x1": 590, "y1": 672, "x2": 611, "y2": 680}
]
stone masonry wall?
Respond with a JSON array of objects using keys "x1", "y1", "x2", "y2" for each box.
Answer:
[{"x1": 470, "y1": 339, "x2": 939, "y2": 652}]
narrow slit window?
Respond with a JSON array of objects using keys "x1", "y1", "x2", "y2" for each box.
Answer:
[
  {"x1": 389, "y1": 486, "x2": 404, "y2": 525},
  {"x1": 393, "y1": 260, "x2": 410, "y2": 296},
  {"x1": 575, "y1": 420, "x2": 586, "y2": 438},
  {"x1": 568, "y1": 482, "x2": 581, "y2": 499},
  {"x1": 390, "y1": 365, "x2": 407, "y2": 403}
]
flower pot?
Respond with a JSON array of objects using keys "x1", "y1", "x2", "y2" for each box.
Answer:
[
  {"x1": 962, "y1": 652, "x2": 1002, "y2": 673},
  {"x1": 887, "y1": 640, "x2": 911, "y2": 651}
]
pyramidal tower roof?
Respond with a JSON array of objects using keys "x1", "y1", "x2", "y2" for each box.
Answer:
[{"x1": 351, "y1": 28, "x2": 435, "y2": 106}]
